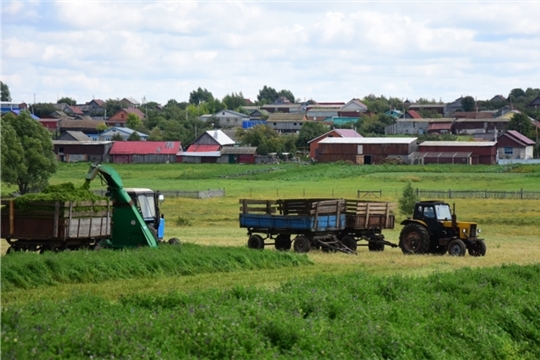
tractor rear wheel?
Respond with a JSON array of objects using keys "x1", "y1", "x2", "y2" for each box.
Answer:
[
  {"x1": 293, "y1": 236, "x2": 311, "y2": 253},
  {"x1": 468, "y1": 240, "x2": 487, "y2": 257},
  {"x1": 448, "y1": 239, "x2": 466, "y2": 256},
  {"x1": 247, "y1": 235, "x2": 265, "y2": 250},
  {"x1": 275, "y1": 234, "x2": 292, "y2": 251},
  {"x1": 341, "y1": 236, "x2": 357, "y2": 252},
  {"x1": 399, "y1": 223, "x2": 430, "y2": 254}
]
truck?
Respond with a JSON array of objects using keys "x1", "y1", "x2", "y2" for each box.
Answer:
[
  {"x1": 399, "y1": 201, "x2": 486, "y2": 256},
  {"x1": 1, "y1": 163, "x2": 178, "y2": 253},
  {"x1": 239, "y1": 198, "x2": 397, "y2": 254}
]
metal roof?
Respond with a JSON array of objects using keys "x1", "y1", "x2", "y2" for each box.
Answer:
[
  {"x1": 179, "y1": 151, "x2": 221, "y2": 157},
  {"x1": 420, "y1": 141, "x2": 496, "y2": 147},
  {"x1": 205, "y1": 130, "x2": 235, "y2": 145},
  {"x1": 186, "y1": 144, "x2": 220, "y2": 152},
  {"x1": 110, "y1": 141, "x2": 181, "y2": 155},
  {"x1": 410, "y1": 151, "x2": 472, "y2": 158},
  {"x1": 319, "y1": 137, "x2": 417, "y2": 145}
]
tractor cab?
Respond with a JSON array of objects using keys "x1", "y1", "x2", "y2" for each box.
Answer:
[{"x1": 125, "y1": 188, "x2": 165, "y2": 240}]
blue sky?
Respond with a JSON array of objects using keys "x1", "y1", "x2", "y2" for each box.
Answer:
[{"x1": 2, "y1": 0, "x2": 540, "y2": 106}]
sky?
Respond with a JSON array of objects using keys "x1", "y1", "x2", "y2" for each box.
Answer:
[{"x1": 2, "y1": 0, "x2": 540, "y2": 106}]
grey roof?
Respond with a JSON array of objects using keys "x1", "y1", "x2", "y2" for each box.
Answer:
[
  {"x1": 53, "y1": 140, "x2": 113, "y2": 145},
  {"x1": 220, "y1": 146, "x2": 257, "y2": 155},
  {"x1": 420, "y1": 141, "x2": 496, "y2": 147},
  {"x1": 62, "y1": 131, "x2": 91, "y2": 141}
]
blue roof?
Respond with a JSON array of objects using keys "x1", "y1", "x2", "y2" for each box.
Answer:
[{"x1": 4, "y1": 109, "x2": 40, "y2": 120}]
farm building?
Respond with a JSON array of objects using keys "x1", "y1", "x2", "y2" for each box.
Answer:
[
  {"x1": 415, "y1": 141, "x2": 497, "y2": 165},
  {"x1": 109, "y1": 141, "x2": 181, "y2": 164},
  {"x1": 316, "y1": 137, "x2": 418, "y2": 165},
  {"x1": 179, "y1": 130, "x2": 235, "y2": 163},
  {"x1": 218, "y1": 146, "x2": 257, "y2": 164},
  {"x1": 177, "y1": 151, "x2": 220, "y2": 164},
  {"x1": 496, "y1": 130, "x2": 535, "y2": 160},
  {"x1": 453, "y1": 117, "x2": 509, "y2": 136},
  {"x1": 53, "y1": 141, "x2": 113, "y2": 163},
  {"x1": 308, "y1": 129, "x2": 362, "y2": 159},
  {"x1": 98, "y1": 127, "x2": 149, "y2": 141},
  {"x1": 266, "y1": 113, "x2": 309, "y2": 133},
  {"x1": 385, "y1": 118, "x2": 454, "y2": 135},
  {"x1": 58, "y1": 119, "x2": 106, "y2": 140}
]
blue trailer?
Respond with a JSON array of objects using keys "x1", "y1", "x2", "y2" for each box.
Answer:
[{"x1": 239, "y1": 198, "x2": 398, "y2": 254}]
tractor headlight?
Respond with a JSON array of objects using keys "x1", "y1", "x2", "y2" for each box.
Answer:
[
  {"x1": 462, "y1": 229, "x2": 467, "y2": 234},
  {"x1": 477, "y1": 229, "x2": 481, "y2": 234}
]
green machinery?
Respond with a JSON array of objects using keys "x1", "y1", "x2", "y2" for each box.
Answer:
[{"x1": 84, "y1": 163, "x2": 161, "y2": 248}]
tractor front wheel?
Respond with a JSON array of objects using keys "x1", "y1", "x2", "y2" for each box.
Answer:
[
  {"x1": 448, "y1": 239, "x2": 467, "y2": 256},
  {"x1": 468, "y1": 240, "x2": 487, "y2": 257},
  {"x1": 399, "y1": 223, "x2": 430, "y2": 254}
]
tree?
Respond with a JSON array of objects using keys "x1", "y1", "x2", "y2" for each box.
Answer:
[
  {"x1": 1, "y1": 81, "x2": 12, "y2": 101},
  {"x1": 189, "y1": 88, "x2": 214, "y2": 105},
  {"x1": 507, "y1": 113, "x2": 533, "y2": 137},
  {"x1": 57, "y1": 97, "x2": 76, "y2": 105},
  {"x1": 296, "y1": 121, "x2": 328, "y2": 149},
  {"x1": 257, "y1": 86, "x2": 279, "y2": 105},
  {"x1": 461, "y1": 96, "x2": 475, "y2": 112},
  {"x1": 105, "y1": 99, "x2": 123, "y2": 117},
  {"x1": 508, "y1": 88, "x2": 526, "y2": 103},
  {"x1": 111, "y1": 133, "x2": 124, "y2": 141},
  {"x1": 399, "y1": 182, "x2": 419, "y2": 217},
  {"x1": 222, "y1": 92, "x2": 246, "y2": 110},
  {"x1": 30, "y1": 103, "x2": 56, "y2": 118},
  {"x1": 1, "y1": 112, "x2": 57, "y2": 194},
  {"x1": 278, "y1": 89, "x2": 295, "y2": 104},
  {"x1": 148, "y1": 127, "x2": 164, "y2": 141},
  {"x1": 127, "y1": 132, "x2": 141, "y2": 141},
  {"x1": 126, "y1": 113, "x2": 142, "y2": 129}
]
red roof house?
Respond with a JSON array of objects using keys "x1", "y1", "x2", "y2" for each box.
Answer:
[
  {"x1": 107, "y1": 107, "x2": 146, "y2": 127},
  {"x1": 109, "y1": 141, "x2": 181, "y2": 164}
]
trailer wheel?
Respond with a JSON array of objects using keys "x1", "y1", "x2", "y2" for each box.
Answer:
[
  {"x1": 247, "y1": 235, "x2": 265, "y2": 250},
  {"x1": 399, "y1": 223, "x2": 430, "y2": 254},
  {"x1": 293, "y1": 236, "x2": 311, "y2": 253},
  {"x1": 368, "y1": 242, "x2": 385, "y2": 252},
  {"x1": 341, "y1": 236, "x2": 357, "y2": 252},
  {"x1": 448, "y1": 239, "x2": 466, "y2": 256},
  {"x1": 168, "y1": 238, "x2": 181, "y2": 245},
  {"x1": 467, "y1": 240, "x2": 486, "y2": 257},
  {"x1": 275, "y1": 235, "x2": 292, "y2": 251}
]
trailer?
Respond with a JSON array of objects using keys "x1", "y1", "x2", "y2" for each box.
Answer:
[
  {"x1": 239, "y1": 198, "x2": 398, "y2": 254},
  {"x1": 340, "y1": 199, "x2": 398, "y2": 252},
  {"x1": 1, "y1": 199, "x2": 111, "y2": 253}
]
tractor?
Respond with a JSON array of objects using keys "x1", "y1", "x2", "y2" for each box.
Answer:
[{"x1": 399, "y1": 201, "x2": 486, "y2": 256}]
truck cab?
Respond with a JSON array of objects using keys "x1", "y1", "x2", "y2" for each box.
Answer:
[{"x1": 125, "y1": 188, "x2": 165, "y2": 240}]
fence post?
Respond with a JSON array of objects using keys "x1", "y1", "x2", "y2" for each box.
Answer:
[
  {"x1": 521, "y1": 188, "x2": 523, "y2": 199},
  {"x1": 448, "y1": 189, "x2": 451, "y2": 199}
]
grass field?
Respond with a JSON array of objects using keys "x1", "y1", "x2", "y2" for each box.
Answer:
[{"x1": 2, "y1": 162, "x2": 540, "y2": 358}]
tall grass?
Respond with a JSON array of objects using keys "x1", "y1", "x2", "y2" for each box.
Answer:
[
  {"x1": 1, "y1": 244, "x2": 312, "y2": 291},
  {"x1": 2, "y1": 264, "x2": 539, "y2": 359}
]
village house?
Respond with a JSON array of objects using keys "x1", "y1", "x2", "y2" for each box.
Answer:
[{"x1": 308, "y1": 129, "x2": 362, "y2": 160}]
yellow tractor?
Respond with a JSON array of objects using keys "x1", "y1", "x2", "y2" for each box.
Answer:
[{"x1": 399, "y1": 201, "x2": 486, "y2": 256}]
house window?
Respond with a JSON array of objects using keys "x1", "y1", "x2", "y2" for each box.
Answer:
[
  {"x1": 293, "y1": 123, "x2": 297, "y2": 126},
  {"x1": 504, "y1": 147, "x2": 513, "y2": 155}
]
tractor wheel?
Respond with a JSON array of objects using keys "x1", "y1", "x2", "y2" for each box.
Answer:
[
  {"x1": 247, "y1": 235, "x2": 265, "y2": 250},
  {"x1": 275, "y1": 234, "x2": 292, "y2": 251},
  {"x1": 399, "y1": 223, "x2": 430, "y2": 254},
  {"x1": 447, "y1": 239, "x2": 466, "y2": 256},
  {"x1": 168, "y1": 238, "x2": 181, "y2": 245},
  {"x1": 468, "y1": 240, "x2": 487, "y2": 257},
  {"x1": 293, "y1": 236, "x2": 311, "y2": 253},
  {"x1": 341, "y1": 236, "x2": 357, "y2": 252},
  {"x1": 368, "y1": 241, "x2": 385, "y2": 252}
]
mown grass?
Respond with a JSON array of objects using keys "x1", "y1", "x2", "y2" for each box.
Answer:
[
  {"x1": 1, "y1": 244, "x2": 311, "y2": 291},
  {"x1": 2, "y1": 264, "x2": 539, "y2": 359}
]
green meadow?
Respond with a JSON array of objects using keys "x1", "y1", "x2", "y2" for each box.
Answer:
[{"x1": 2, "y1": 162, "x2": 540, "y2": 358}]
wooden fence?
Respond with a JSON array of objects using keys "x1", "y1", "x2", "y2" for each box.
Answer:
[
  {"x1": 416, "y1": 189, "x2": 540, "y2": 200},
  {"x1": 92, "y1": 189, "x2": 225, "y2": 199}
]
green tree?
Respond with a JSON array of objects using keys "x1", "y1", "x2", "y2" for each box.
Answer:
[
  {"x1": 105, "y1": 99, "x2": 123, "y2": 117},
  {"x1": 126, "y1": 113, "x2": 142, "y2": 129},
  {"x1": 189, "y1": 88, "x2": 214, "y2": 105},
  {"x1": 1, "y1": 112, "x2": 57, "y2": 194},
  {"x1": 111, "y1": 133, "x2": 124, "y2": 141},
  {"x1": 508, "y1": 88, "x2": 525, "y2": 103},
  {"x1": 57, "y1": 97, "x2": 76, "y2": 105},
  {"x1": 1, "y1": 81, "x2": 12, "y2": 101},
  {"x1": 30, "y1": 103, "x2": 56, "y2": 118},
  {"x1": 127, "y1": 132, "x2": 141, "y2": 141},
  {"x1": 461, "y1": 96, "x2": 476, "y2": 112},
  {"x1": 278, "y1": 89, "x2": 295, "y2": 104},
  {"x1": 296, "y1": 121, "x2": 328, "y2": 149},
  {"x1": 222, "y1": 92, "x2": 246, "y2": 110},
  {"x1": 96, "y1": 123, "x2": 109, "y2": 133},
  {"x1": 399, "y1": 182, "x2": 419, "y2": 217},
  {"x1": 257, "y1": 86, "x2": 279, "y2": 105},
  {"x1": 507, "y1": 113, "x2": 533, "y2": 138},
  {"x1": 1, "y1": 118, "x2": 24, "y2": 185},
  {"x1": 147, "y1": 127, "x2": 164, "y2": 141}
]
